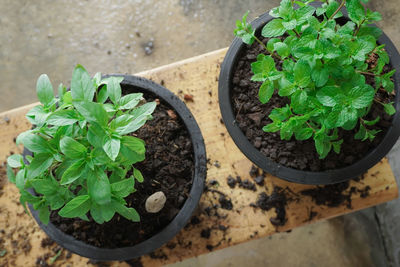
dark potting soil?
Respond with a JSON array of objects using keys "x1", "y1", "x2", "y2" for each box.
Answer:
[
  {"x1": 256, "y1": 186, "x2": 288, "y2": 226},
  {"x1": 231, "y1": 37, "x2": 395, "y2": 171},
  {"x1": 50, "y1": 87, "x2": 194, "y2": 248}
]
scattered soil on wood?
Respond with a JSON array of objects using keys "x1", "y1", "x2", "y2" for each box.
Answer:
[
  {"x1": 50, "y1": 87, "x2": 195, "y2": 248},
  {"x1": 300, "y1": 181, "x2": 372, "y2": 208},
  {"x1": 256, "y1": 187, "x2": 288, "y2": 226},
  {"x1": 231, "y1": 36, "x2": 395, "y2": 171}
]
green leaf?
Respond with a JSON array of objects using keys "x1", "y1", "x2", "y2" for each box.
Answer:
[
  {"x1": 314, "y1": 136, "x2": 332, "y2": 159},
  {"x1": 28, "y1": 153, "x2": 54, "y2": 179},
  {"x1": 274, "y1": 42, "x2": 290, "y2": 58},
  {"x1": 346, "y1": 0, "x2": 366, "y2": 25},
  {"x1": 31, "y1": 179, "x2": 57, "y2": 195},
  {"x1": 60, "y1": 159, "x2": 86, "y2": 185},
  {"x1": 262, "y1": 19, "x2": 286, "y2": 38},
  {"x1": 97, "y1": 86, "x2": 109, "y2": 104},
  {"x1": 111, "y1": 177, "x2": 135, "y2": 198},
  {"x1": 332, "y1": 139, "x2": 344, "y2": 154},
  {"x1": 295, "y1": 127, "x2": 313, "y2": 140},
  {"x1": 59, "y1": 195, "x2": 91, "y2": 218},
  {"x1": 316, "y1": 86, "x2": 340, "y2": 107},
  {"x1": 87, "y1": 123, "x2": 107, "y2": 148},
  {"x1": 26, "y1": 105, "x2": 50, "y2": 127},
  {"x1": 130, "y1": 102, "x2": 157, "y2": 119},
  {"x1": 349, "y1": 85, "x2": 375, "y2": 108},
  {"x1": 7, "y1": 164, "x2": 16, "y2": 183},
  {"x1": 90, "y1": 203, "x2": 115, "y2": 224},
  {"x1": 47, "y1": 110, "x2": 79, "y2": 126},
  {"x1": 383, "y1": 102, "x2": 396, "y2": 115},
  {"x1": 326, "y1": 0, "x2": 342, "y2": 19},
  {"x1": 133, "y1": 168, "x2": 144, "y2": 183},
  {"x1": 16, "y1": 169, "x2": 26, "y2": 190},
  {"x1": 36, "y1": 74, "x2": 54, "y2": 106},
  {"x1": 38, "y1": 205, "x2": 50, "y2": 225},
  {"x1": 71, "y1": 65, "x2": 95, "y2": 102},
  {"x1": 87, "y1": 168, "x2": 111, "y2": 205},
  {"x1": 73, "y1": 101, "x2": 108, "y2": 127},
  {"x1": 259, "y1": 81, "x2": 275, "y2": 104},
  {"x1": 120, "y1": 136, "x2": 146, "y2": 164},
  {"x1": 60, "y1": 136, "x2": 87, "y2": 159},
  {"x1": 111, "y1": 199, "x2": 140, "y2": 222},
  {"x1": 294, "y1": 60, "x2": 311, "y2": 88},
  {"x1": 7, "y1": 154, "x2": 23, "y2": 168},
  {"x1": 104, "y1": 76, "x2": 123, "y2": 104},
  {"x1": 312, "y1": 67, "x2": 329, "y2": 87},
  {"x1": 103, "y1": 137, "x2": 121, "y2": 161},
  {"x1": 295, "y1": 5, "x2": 315, "y2": 24},
  {"x1": 355, "y1": 124, "x2": 368, "y2": 141},
  {"x1": 363, "y1": 117, "x2": 380, "y2": 126},
  {"x1": 17, "y1": 132, "x2": 51, "y2": 154},
  {"x1": 267, "y1": 38, "x2": 281, "y2": 52},
  {"x1": 119, "y1": 93, "x2": 143, "y2": 110}
]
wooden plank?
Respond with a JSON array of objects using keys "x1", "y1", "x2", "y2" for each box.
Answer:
[{"x1": 0, "y1": 48, "x2": 398, "y2": 266}]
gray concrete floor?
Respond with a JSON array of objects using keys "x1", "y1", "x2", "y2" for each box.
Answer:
[{"x1": 1, "y1": 1, "x2": 400, "y2": 266}]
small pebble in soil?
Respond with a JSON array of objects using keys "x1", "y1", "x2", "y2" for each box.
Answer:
[
  {"x1": 145, "y1": 191, "x2": 167, "y2": 213},
  {"x1": 167, "y1": 109, "x2": 177, "y2": 119},
  {"x1": 219, "y1": 195, "x2": 233, "y2": 210},
  {"x1": 184, "y1": 94, "x2": 194, "y2": 102},
  {"x1": 144, "y1": 40, "x2": 154, "y2": 55},
  {"x1": 254, "y1": 175, "x2": 265, "y2": 186},
  {"x1": 227, "y1": 175, "x2": 237, "y2": 188},
  {"x1": 201, "y1": 228, "x2": 211, "y2": 239}
]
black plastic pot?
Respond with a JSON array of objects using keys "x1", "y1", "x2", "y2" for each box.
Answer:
[
  {"x1": 218, "y1": 2, "x2": 400, "y2": 185},
  {"x1": 27, "y1": 75, "x2": 207, "y2": 261}
]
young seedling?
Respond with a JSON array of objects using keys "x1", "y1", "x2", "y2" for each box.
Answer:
[
  {"x1": 234, "y1": 0, "x2": 396, "y2": 159},
  {"x1": 7, "y1": 65, "x2": 156, "y2": 224}
]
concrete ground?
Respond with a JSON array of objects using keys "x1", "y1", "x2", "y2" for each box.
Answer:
[{"x1": 1, "y1": 0, "x2": 400, "y2": 266}]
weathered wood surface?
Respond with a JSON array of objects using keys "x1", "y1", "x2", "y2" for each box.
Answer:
[{"x1": 0, "y1": 48, "x2": 398, "y2": 267}]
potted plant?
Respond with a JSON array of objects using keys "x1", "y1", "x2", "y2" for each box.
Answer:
[
  {"x1": 6, "y1": 65, "x2": 206, "y2": 260},
  {"x1": 219, "y1": 0, "x2": 400, "y2": 184}
]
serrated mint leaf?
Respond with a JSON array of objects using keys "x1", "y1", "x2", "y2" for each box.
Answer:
[
  {"x1": 346, "y1": 0, "x2": 366, "y2": 25},
  {"x1": 363, "y1": 117, "x2": 380, "y2": 126},
  {"x1": 355, "y1": 124, "x2": 368, "y2": 141},
  {"x1": 316, "y1": 86, "x2": 340, "y2": 107},
  {"x1": 384, "y1": 102, "x2": 396, "y2": 115},
  {"x1": 295, "y1": 127, "x2": 313, "y2": 140},
  {"x1": 259, "y1": 81, "x2": 275, "y2": 104},
  {"x1": 59, "y1": 195, "x2": 91, "y2": 218},
  {"x1": 312, "y1": 67, "x2": 329, "y2": 87},
  {"x1": 267, "y1": 38, "x2": 281, "y2": 52},
  {"x1": 349, "y1": 85, "x2": 375, "y2": 108},
  {"x1": 294, "y1": 60, "x2": 311, "y2": 87},
  {"x1": 36, "y1": 74, "x2": 54, "y2": 106},
  {"x1": 262, "y1": 19, "x2": 286, "y2": 38},
  {"x1": 295, "y1": 5, "x2": 315, "y2": 24},
  {"x1": 274, "y1": 42, "x2": 290, "y2": 58}
]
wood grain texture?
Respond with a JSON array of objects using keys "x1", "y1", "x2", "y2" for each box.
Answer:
[{"x1": 0, "y1": 48, "x2": 398, "y2": 266}]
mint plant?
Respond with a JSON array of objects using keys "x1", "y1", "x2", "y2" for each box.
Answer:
[
  {"x1": 6, "y1": 65, "x2": 156, "y2": 224},
  {"x1": 234, "y1": 0, "x2": 396, "y2": 159}
]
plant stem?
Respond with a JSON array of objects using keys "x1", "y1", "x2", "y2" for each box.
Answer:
[
  {"x1": 357, "y1": 71, "x2": 377, "y2": 76},
  {"x1": 329, "y1": 0, "x2": 346, "y2": 20},
  {"x1": 306, "y1": 121, "x2": 316, "y2": 133},
  {"x1": 293, "y1": 29, "x2": 301, "y2": 38},
  {"x1": 253, "y1": 35, "x2": 282, "y2": 61}
]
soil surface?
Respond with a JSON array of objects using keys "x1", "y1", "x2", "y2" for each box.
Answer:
[
  {"x1": 50, "y1": 86, "x2": 195, "y2": 248},
  {"x1": 231, "y1": 36, "x2": 395, "y2": 171}
]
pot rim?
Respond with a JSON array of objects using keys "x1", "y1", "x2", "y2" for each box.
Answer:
[
  {"x1": 28, "y1": 75, "x2": 207, "y2": 261},
  {"x1": 218, "y1": 2, "x2": 400, "y2": 185}
]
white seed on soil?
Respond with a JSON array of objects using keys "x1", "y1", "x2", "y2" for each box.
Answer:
[{"x1": 145, "y1": 191, "x2": 166, "y2": 213}]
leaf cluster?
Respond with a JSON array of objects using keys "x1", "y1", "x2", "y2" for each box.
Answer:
[
  {"x1": 234, "y1": 0, "x2": 396, "y2": 159},
  {"x1": 7, "y1": 65, "x2": 156, "y2": 224}
]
